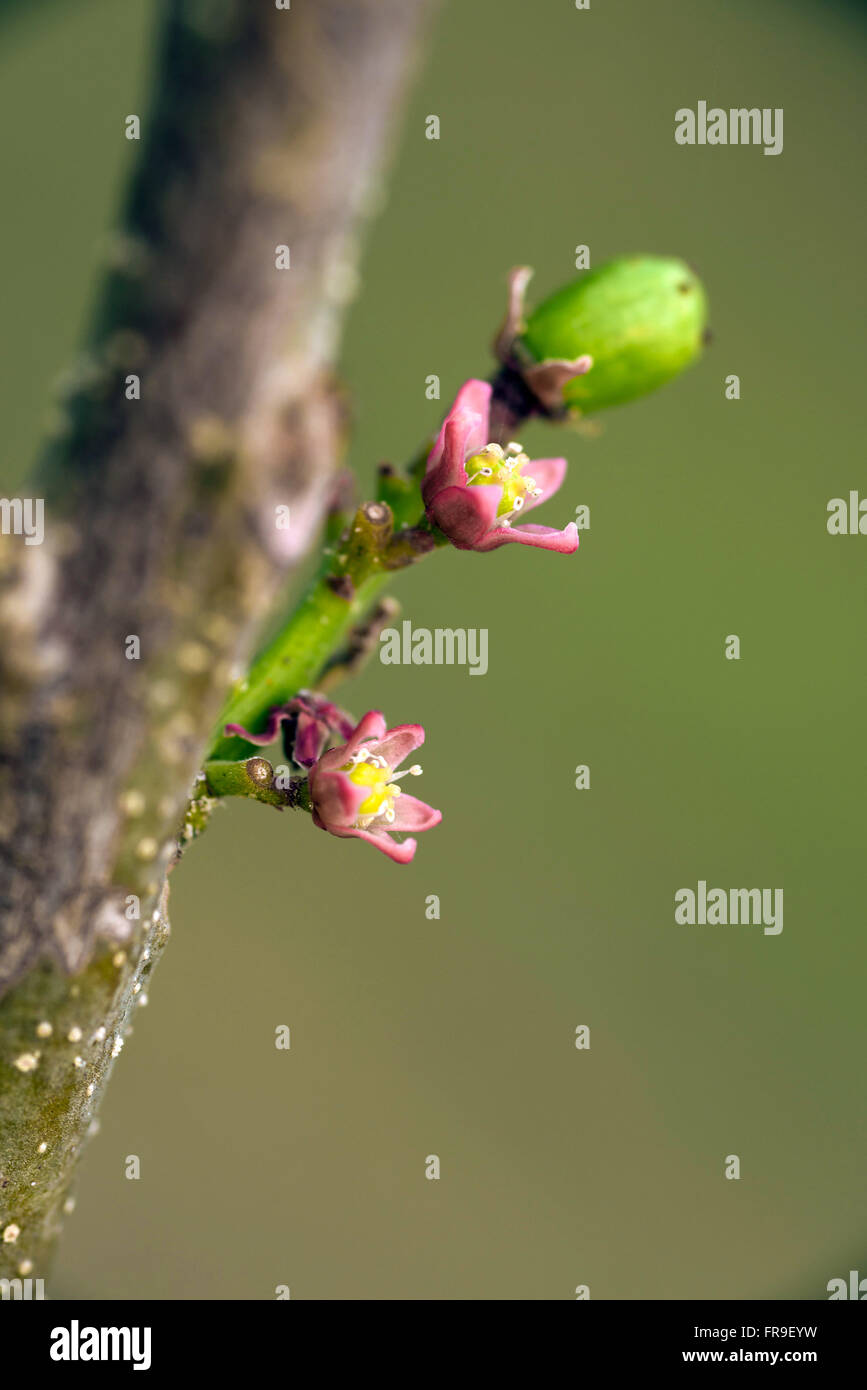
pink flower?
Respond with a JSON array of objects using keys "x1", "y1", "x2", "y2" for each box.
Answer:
[
  {"x1": 421, "y1": 379, "x2": 579, "y2": 553},
  {"x1": 225, "y1": 692, "x2": 355, "y2": 768},
  {"x1": 308, "y1": 711, "x2": 441, "y2": 864}
]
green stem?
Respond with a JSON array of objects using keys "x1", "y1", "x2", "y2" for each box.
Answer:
[
  {"x1": 203, "y1": 757, "x2": 311, "y2": 811},
  {"x1": 209, "y1": 566, "x2": 393, "y2": 760},
  {"x1": 208, "y1": 494, "x2": 442, "y2": 760}
]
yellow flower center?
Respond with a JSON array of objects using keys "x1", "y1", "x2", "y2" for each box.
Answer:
[
  {"x1": 346, "y1": 759, "x2": 401, "y2": 818},
  {"x1": 342, "y1": 749, "x2": 424, "y2": 827},
  {"x1": 464, "y1": 441, "x2": 543, "y2": 522}
]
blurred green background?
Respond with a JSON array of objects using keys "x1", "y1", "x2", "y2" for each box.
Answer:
[{"x1": 2, "y1": 0, "x2": 865, "y2": 1299}]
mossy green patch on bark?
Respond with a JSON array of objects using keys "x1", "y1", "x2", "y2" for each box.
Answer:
[{"x1": 0, "y1": 901, "x2": 170, "y2": 1283}]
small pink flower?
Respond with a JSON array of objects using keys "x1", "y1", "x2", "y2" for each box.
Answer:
[
  {"x1": 225, "y1": 692, "x2": 355, "y2": 768},
  {"x1": 308, "y1": 711, "x2": 441, "y2": 864},
  {"x1": 421, "y1": 379, "x2": 579, "y2": 553}
]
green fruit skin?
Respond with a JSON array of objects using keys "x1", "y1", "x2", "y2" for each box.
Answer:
[{"x1": 520, "y1": 256, "x2": 708, "y2": 413}]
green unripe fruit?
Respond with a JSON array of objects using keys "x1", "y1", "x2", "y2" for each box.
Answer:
[{"x1": 519, "y1": 256, "x2": 708, "y2": 413}]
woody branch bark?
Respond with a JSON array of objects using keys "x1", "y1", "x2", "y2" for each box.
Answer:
[{"x1": 0, "y1": 0, "x2": 433, "y2": 1279}]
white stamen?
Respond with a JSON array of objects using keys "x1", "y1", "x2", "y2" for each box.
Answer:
[
  {"x1": 392, "y1": 763, "x2": 423, "y2": 780},
  {"x1": 505, "y1": 441, "x2": 523, "y2": 454}
]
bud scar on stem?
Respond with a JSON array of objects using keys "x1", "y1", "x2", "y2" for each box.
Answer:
[{"x1": 202, "y1": 757, "x2": 311, "y2": 811}]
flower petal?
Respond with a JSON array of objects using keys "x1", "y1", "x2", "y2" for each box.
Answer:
[
  {"x1": 310, "y1": 768, "x2": 367, "y2": 828},
  {"x1": 493, "y1": 265, "x2": 534, "y2": 362},
  {"x1": 224, "y1": 708, "x2": 288, "y2": 746},
  {"x1": 427, "y1": 379, "x2": 492, "y2": 470},
  {"x1": 373, "y1": 723, "x2": 425, "y2": 770},
  {"x1": 316, "y1": 710, "x2": 387, "y2": 773},
  {"x1": 294, "y1": 718, "x2": 326, "y2": 768},
  {"x1": 423, "y1": 410, "x2": 479, "y2": 502},
  {"x1": 523, "y1": 355, "x2": 593, "y2": 413},
  {"x1": 423, "y1": 380, "x2": 492, "y2": 501},
  {"x1": 428, "y1": 482, "x2": 503, "y2": 550},
  {"x1": 474, "y1": 521, "x2": 580, "y2": 554},
  {"x1": 389, "y1": 795, "x2": 442, "y2": 832},
  {"x1": 519, "y1": 457, "x2": 568, "y2": 513},
  {"x1": 328, "y1": 824, "x2": 418, "y2": 864}
]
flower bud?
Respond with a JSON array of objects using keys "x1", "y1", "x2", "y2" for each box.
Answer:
[{"x1": 515, "y1": 256, "x2": 708, "y2": 414}]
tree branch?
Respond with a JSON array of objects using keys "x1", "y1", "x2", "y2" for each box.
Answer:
[{"x1": 0, "y1": 0, "x2": 433, "y2": 1279}]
